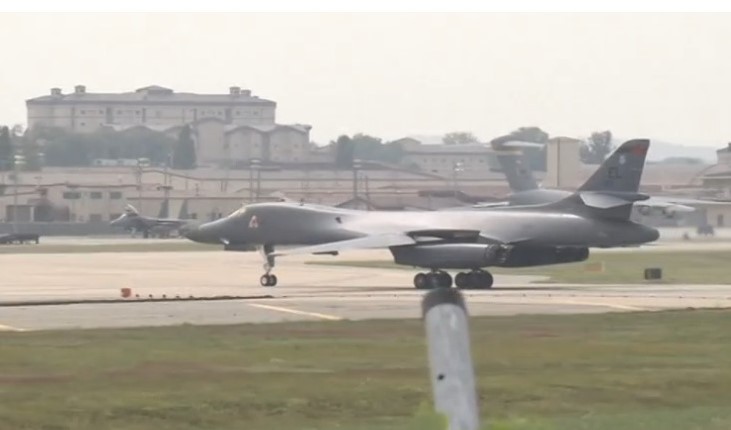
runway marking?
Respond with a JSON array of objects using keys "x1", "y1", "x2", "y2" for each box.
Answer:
[
  {"x1": 0, "y1": 323, "x2": 25, "y2": 332},
  {"x1": 248, "y1": 303, "x2": 343, "y2": 321},
  {"x1": 557, "y1": 300, "x2": 647, "y2": 312}
]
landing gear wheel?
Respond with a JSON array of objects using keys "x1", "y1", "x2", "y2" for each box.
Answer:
[
  {"x1": 455, "y1": 272, "x2": 469, "y2": 289},
  {"x1": 413, "y1": 273, "x2": 428, "y2": 289},
  {"x1": 468, "y1": 271, "x2": 493, "y2": 289},
  {"x1": 260, "y1": 274, "x2": 278, "y2": 287},
  {"x1": 480, "y1": 271, "x2": 493, "y2": 289},
  {"x1": 437, "y1": 272, "x2": 453, "y2": 288},
  {"x1": 455, "y1": 270, "x2": 493, "y2": 289}
]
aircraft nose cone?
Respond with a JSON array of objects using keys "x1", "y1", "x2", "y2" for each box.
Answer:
[
  {"x1": 180, "y1": 224, "x2": 204, "y2": 242},
  {"x1": 180, "y1": 220, "x2": 223, "y2": 244}
]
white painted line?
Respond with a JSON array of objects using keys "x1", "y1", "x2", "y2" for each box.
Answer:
[
  {"x1": 0, "y1": 323, "x2": 25, "y2": 332},
  {"x1": 248, "y1": 303, "x2": 343, "y2": 321},
  {"x1": 558, "y1": 300, "x2": 647, "y2": 312}
]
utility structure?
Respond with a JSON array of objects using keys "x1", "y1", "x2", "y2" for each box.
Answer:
[
  {"x1": 352, "y1": 158, "x2": 362, "y2": 202},
  {"x1": 249, "y1": 158, "x2": 261, "y2": 203},
  {"x1": 12, "y1": 154, "x2": 26, "y2": 231}
]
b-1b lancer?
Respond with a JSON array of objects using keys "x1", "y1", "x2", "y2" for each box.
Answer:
[{"x1": 183, "y1": 139, "x2": 659, "y2": 290}]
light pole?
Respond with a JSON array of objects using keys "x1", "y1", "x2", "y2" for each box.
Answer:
[
  {"x1": 250, "y1": 158, "x2": 261, "y2": 202},
  {"x1": 66, "y1": 183, "x2": 79, "y2": 223},
  {"x1": 12, "y1": 154, "x2": 25, "y2": 232},
  {"x1": 452, "y1": 161, "x2": 465, "y2": 194},
  {"x1": 352, "y1": 158, "x2": 362, "y2": 202},
  {"x1": 157, "y1": 185, "x2": 173, "y2": 218}
]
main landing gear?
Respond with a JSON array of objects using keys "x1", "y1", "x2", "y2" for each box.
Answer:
[
  {"x1": 412, "y1": 270, "x2": 493, "y2": 290},
  {"x1": 259, "y1": 244, "x2": 278, "y2": 287}
]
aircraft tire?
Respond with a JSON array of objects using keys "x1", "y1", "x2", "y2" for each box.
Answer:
[
  {"x1": 260, "y1": 274, "x2": 278, "y2": 287},
  {"x1": 474, "y1": 271, "x2": 493, "y2": 289},
  {"x1": 455, "y1": 272, "x2": 470, "y2": 289},
  {"x1": 413, "y1": 273, "x2": 428, "y2": 289},
  {"x1": 437, "y1": 272, "x2": 453, "y2": 288}
]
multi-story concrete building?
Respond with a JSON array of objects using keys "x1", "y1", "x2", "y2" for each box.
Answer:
[
  {"x1": 26, "y1": 85, "x2": 312, "y2": 166},
  {"x1": 26, "y1": 85, "x2": 276, "y2": 132}
]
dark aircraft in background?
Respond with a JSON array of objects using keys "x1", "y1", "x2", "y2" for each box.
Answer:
[
  {"x1": 485, "y1": 139, "x2": 710, "y2": 218},
  {"x1": 183, "y1": 139, "x2": 659, "y2": 290},
  {"x1": 110, "y1": 204, "x2": 191, "y2": 238}
]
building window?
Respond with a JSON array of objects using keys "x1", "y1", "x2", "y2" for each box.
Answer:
[
  {"x1": 80, "y1": 122, "x2": 86, "y2": 127},
  {"x1": 117, "y1": 110, "x2": 123, "y2": 114},
  {"x1": 109, "y1": 191, "x2": 123, "y2": 199},
  {"x1": 89, "y1": 214, "x2": 103, "y2": 223},
  {"x1": 235, "y1": 111, "x2": 241, "y2": 115},
  {"x1": 90, "y1": 191, "x2": 103, "y2": 199},
  {"x1": 109, "y1": 213, "x2": 121, "y2": 221},
  {"x1": 80, "y1": 110, "x2": 86, "y2": 114},
  {"x1": 63, "y1": 191, "x2": 81, "y2": 199}
]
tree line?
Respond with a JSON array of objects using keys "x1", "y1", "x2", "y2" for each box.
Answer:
[
  {"x1": 0, "y1": 122, "x2": 624, "y2": 172},
  {"x1": 0, "y1": 125, "x2": 197, "y2": 171},
  {"x1": 332, "y1": 126, "x2": 616, "y2": 171}
]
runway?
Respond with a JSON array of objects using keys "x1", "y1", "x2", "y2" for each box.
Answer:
[{"x1": 1, "y1": 248, "x2": 730, "y2": 331}]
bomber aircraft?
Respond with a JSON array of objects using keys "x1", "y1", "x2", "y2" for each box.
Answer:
[
  {"x1": 183, "y1": 139, "x2": 659, "y2": 289},
  {"x1": 484, "y1": 138, "x2": 712, "y2": 217}
]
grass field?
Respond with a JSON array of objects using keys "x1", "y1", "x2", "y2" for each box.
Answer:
[
  {"x1": 2, "y1": 309, "x2": 731, "y2": 429},
  {"x1": 306, "y1": 249, "x2": 731, "y2": 284},
  {"x1": 0, "y1": 242, "x2": 217, "y2": 254}
]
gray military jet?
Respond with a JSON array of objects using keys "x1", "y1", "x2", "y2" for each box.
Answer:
[
  {"x1": 183, "y1": 140, "x2": 659, "y2": 289},
  {"x1": 486, "y1": 139, "x2": 708, "y2": 217},
  {"x1": 110, "y1": 204, "x2": 191, "y2": 238}
]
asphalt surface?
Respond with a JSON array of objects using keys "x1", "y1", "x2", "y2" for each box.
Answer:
[{"x1": 1, "y1": 246, "x2": 730, "y2": 331}]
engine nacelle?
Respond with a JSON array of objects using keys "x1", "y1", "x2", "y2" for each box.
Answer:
[
  {"x1": 390, "y1": 243, "x2": 589, "y2": 269},
  {"x1": 391, "y1": 243, "x2": 502, "y2": 269},
  {"x1": 496, "y1": 245, "x2": 589, "y2": 268}
]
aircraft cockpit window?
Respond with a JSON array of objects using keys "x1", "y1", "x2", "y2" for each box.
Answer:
[{"x1": 230, "y1": 207, "x2": 247, "y2": 218}]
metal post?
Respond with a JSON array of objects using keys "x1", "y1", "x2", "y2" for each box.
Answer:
[
  {"x1": 352, "y1": 159, "x2": 362, "y2": 202},
  {"x1": 251, "y1": 158, "x2": 261, "y2": 202},
  {"x1": 12, "y1": 162, "x2": 18, "y2": 232},
  {"x1": 12, "y1": 155, "x2": 25, "y2": 232},
  {"x1": 422, "y1": 288, "x2": 480, "y2": 430}
]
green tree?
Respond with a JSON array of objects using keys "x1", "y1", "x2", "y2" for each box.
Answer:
[
  {"x1": 442, "y1": 131, "x2": 479, "y2": 145},
  {"x1": 580, "y1": 130, "x2": 613, "y2": 164},
  {"x1": 331, "y1": 134, "x2": 405, "y2": 166},
  {"x1": 28, "y1": 125, "x2": 176, "y2": 167},
  {"x1": 0, "y1": 126, "x2": 13, "y2": 171},
  {"x1": 334, "y1": 135, "x2": 355, "y2": 168},
  {"x1": 172, "y1": 125, "x2": 196, "y2": 169}
]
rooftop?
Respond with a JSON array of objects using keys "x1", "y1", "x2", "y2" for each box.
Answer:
[{"x1": 27, "y1": 85, "x2": 275, "y2": 106}]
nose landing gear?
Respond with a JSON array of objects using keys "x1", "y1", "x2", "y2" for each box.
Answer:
[{"x1": 259, "y1": 244, "x2": 278, "y2": 287}]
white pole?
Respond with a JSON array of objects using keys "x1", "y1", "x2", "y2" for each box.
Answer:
[{"x1": 422, "y1": 288, "x2": 480, "y2": 430}]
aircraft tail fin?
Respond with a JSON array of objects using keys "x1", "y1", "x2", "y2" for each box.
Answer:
[
  {"x1": 495, "y1": 152, "x2": 539, "y2": 192},
  {"x1": 490, "y1": 140, "x2": 543, "y2": 192},
  {"x1": 578, "y1": 139, "x2": 650, "y2": 193},
  {"x1": 124, "y1": 204, "x2": 139, "y2": 215}
]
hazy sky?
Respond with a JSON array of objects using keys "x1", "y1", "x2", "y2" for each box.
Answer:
[{"x1": 2, "y1": 13, "x2": 731, "y2": 145}]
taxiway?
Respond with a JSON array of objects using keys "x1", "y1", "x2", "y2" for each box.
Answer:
[{"x1": 1, "y1": 248, "x2": 730, "y2": 331}]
